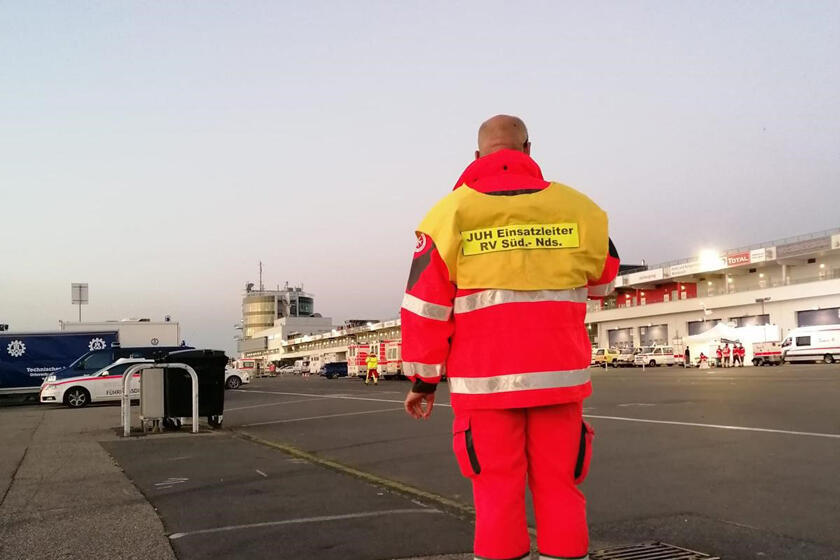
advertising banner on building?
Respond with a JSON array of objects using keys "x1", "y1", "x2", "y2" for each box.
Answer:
[
  {"x1": 626, "y1": 268, "x2": 664, "y2": 285},
  {"x1": 776, "y1": 237, "x2": 831, "y2": 259},
  {"x1": 667, "y1": 261, "x2": 702, "y2": 278},
  {"x1": 726, "y1": 252, "x2": 750, "y2": 267},
  {"x1": 749, "y1": 248, "x2": 767, "y2": 264}
]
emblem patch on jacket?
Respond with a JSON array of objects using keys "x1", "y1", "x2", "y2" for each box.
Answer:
[
  {"x1": 461, "y1": 223, "x2": 579, "y2": 256},
  {"x1": 415, "y1": 233, "x2": 428, "y2": 253}
]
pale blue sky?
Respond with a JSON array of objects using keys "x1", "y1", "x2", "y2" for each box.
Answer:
[{"x1": 2, "y1": 1, "x2": 838, "y2": 354}]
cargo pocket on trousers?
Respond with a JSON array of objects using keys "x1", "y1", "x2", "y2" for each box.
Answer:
[
  {"x1": 574, "y1": 421, "x2": 594, "y2": 485},
  {"x1": 453, "y1": 415, "x2": 481, "y2": 478}
]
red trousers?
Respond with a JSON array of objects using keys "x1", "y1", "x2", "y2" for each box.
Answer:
[{"x1": 453, "y1": 402, "x2": 592, "y2": 560}]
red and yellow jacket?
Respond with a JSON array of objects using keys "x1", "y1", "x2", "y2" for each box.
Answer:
[{"x1": 400, "y1": 150, "x2": 619, "y2": 410}]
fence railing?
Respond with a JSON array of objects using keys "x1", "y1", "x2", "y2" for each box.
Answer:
[{"x1": 588, "y1": 271, "x2": 837, "y2": 314}]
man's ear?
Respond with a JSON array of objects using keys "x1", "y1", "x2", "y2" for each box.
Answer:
[
  {"x1": 523, "y1": 142, "x2": 531, "y2": 155},
  {"x1": 475, "y1": 150, "x2": 481, "y2": 160}
]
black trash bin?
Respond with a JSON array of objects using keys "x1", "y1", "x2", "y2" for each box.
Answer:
[{"x1": 158, "y1": 349, "x2": 228, "y2": 429}]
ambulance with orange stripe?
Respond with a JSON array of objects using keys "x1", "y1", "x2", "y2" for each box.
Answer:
[
  {"x1": 384, "y1": 340, "x2": 403, "y2": 377},
  {"x1": 346, "y1": 344, "x2": 369, "y2": 377},
  {"x1": 368, "y1": 340, "x2": 403, "y2": 378}
]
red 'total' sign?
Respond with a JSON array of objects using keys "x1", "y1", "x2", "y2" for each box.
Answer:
[{"x1": 726, "y1": 252, "x2": 750, "y2": 267}]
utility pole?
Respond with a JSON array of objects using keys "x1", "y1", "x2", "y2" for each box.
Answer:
[{"x1": 259, "y1": 261, "x2": 264, "y2": 291}]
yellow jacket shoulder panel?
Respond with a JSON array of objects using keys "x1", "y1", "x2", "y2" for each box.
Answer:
[{"x1": 418, "y1": 183, "x2": 609, "y2": 290}]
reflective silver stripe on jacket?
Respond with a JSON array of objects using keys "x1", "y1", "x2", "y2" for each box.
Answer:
[
  {"x1": 401, "y1": 293, "x2": 453, "y2": 321},
  {"x1": 449, "y1": 369, "x2": 590, "y2": 395},
  {"x1": 403, "y1": 362, "x2": 445, "y2": 380},
  {"x1": 453, "y1": 288, "x2": 587, "y2": 314},
  {"x1": 587, "y1": 281, "x2": 615, "y2": 297}
]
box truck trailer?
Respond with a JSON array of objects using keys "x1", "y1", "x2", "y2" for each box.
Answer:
[
  {"x1": 1, "y1": 331, "x2": 119, "y2": 395},
  {"x1": 1, "y1": 321, "x2": 183, "y2": 395}
]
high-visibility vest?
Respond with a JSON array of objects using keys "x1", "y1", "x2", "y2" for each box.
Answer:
[
  {"x1": 418, "y1": 182, "x2": 609, "y2": 291},
  {"x1": 366, "y1": 355, "x2": 378, "y2": 369}
]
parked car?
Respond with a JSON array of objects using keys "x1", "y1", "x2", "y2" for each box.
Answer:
[
  {"x1": 39, "y1": 358, "x2": 152, "y2": 408},
  {"x1": 633, "y1": 346, "x2": 675, "y2": 367},
  {"x1": 615, "y1": 348, "x2": 639, "y2": 367},
  {"x1": 52, "y1": 345, "x2": 192, "y2": 380},
  {"x1": 224, "y1": 367, "x2": 251, "y2": 389},
  {"x1": 320, "y1": 362, "x2": 348, "y2": 379},
  {"x1": 591, "y1": 348, "x2": 620, "y2": 366}
]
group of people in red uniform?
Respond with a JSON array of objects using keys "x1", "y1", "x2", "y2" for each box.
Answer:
[{"x1": 715, "y1": 343, "x2": 746, "y2": 367}]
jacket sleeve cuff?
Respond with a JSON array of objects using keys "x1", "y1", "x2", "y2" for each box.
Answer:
[{"x1": 412, "y1": 379, "x2": 438, "y2": 394}]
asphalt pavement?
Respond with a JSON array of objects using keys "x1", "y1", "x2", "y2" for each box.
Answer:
[
  {"x1": 102, "y1": 434, "x2": 474, "y2": 560},
  {"x1": 220, "y1": 366, "x2": 840, "y2": 559}
]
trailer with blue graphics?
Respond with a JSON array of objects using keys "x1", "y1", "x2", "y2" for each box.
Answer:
[{"x1": 1, "y1": 331, "x2": 118, "y2": 395}]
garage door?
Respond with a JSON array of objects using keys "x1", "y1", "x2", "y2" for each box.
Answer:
[
  {"x1": 608, "y1": 328, "x2": 634, "y2": 350},
  {"x1": 688, "y1": 319, "x2": 720, "y2": 336},
  {"x1": 796, "y1": 307, "x2": 840, "y2": 327},
  {"x1": 639, "y1": 324, "x2": 668, "y2": 346}
]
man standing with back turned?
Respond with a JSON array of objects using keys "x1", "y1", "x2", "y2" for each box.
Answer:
[{"x1": 401, "y1": 115, "x2": 619, "y2": 560}]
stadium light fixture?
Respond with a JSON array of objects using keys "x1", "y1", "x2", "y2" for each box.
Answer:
[{"x1": 698, "y1": 249, "x2": 724, "y2": 272}]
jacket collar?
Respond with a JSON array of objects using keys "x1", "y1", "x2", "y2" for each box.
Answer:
[{"x1": 452, "y1": 149, "x2": 545, "y2": 192}]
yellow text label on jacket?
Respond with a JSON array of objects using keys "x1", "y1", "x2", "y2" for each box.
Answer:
[
  {"x1": 417, "y1": 182, "x2": 609, "y2": 291},
  {"x1": 461, "y1": 223, "x2": 580, "y2": 256}
]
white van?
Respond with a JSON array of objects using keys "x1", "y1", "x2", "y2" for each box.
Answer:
[
  {"x1": 781, "y1": 325, "x2": 840, "y2": 364},
  {"x1": 293, "y1": 358, "x2": 311, "y2": 374},
  {"x1": 633, "y1": 346, "x2": 675, "y2": 367}
]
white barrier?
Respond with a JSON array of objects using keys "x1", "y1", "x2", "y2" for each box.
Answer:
[{"x1": 122, "y1": 363, "x2": 199, "y2": 437}]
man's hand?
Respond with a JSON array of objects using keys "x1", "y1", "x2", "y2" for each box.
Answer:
[{"x1": 404, "y1": 390, "x2": 435, "y2": 420}]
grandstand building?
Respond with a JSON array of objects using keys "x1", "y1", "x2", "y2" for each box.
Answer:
[
  {"x1": 241, "y1": 228, "x2": 840, "y2": 367},
  {"x1": 587, "y1": 228, "x2": 840, "y2": 350}
]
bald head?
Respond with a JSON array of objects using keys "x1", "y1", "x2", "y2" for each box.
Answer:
[{"x1": 476, "y1": 115, "x2": 530, "y2": 159}]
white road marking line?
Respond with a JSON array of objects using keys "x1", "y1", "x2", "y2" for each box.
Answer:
[
  {"x1": 238, "y1": 389, "x2": 453, "y2": 408},
  {"x1": 255, "y1": 469, "x2": 267, "y2": 478},
  {"x1": 226, "y1": 397, "x2": 325, "y2": 412},
  {"x1": 155, "y1": 477, "x2": 188, "y2": 487},
  {"x1": 168, "y1": 508, "x2": 441, "y2": 539},
  {"x1": 585, "y1": 414, "x2": 840, "y2": 439},
  {"x1": 237, "y1": 390, "x2": 837, "y2": 439},
  {"x1": 242, "y1": 407, "x2": 406, "y2": 427}
]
